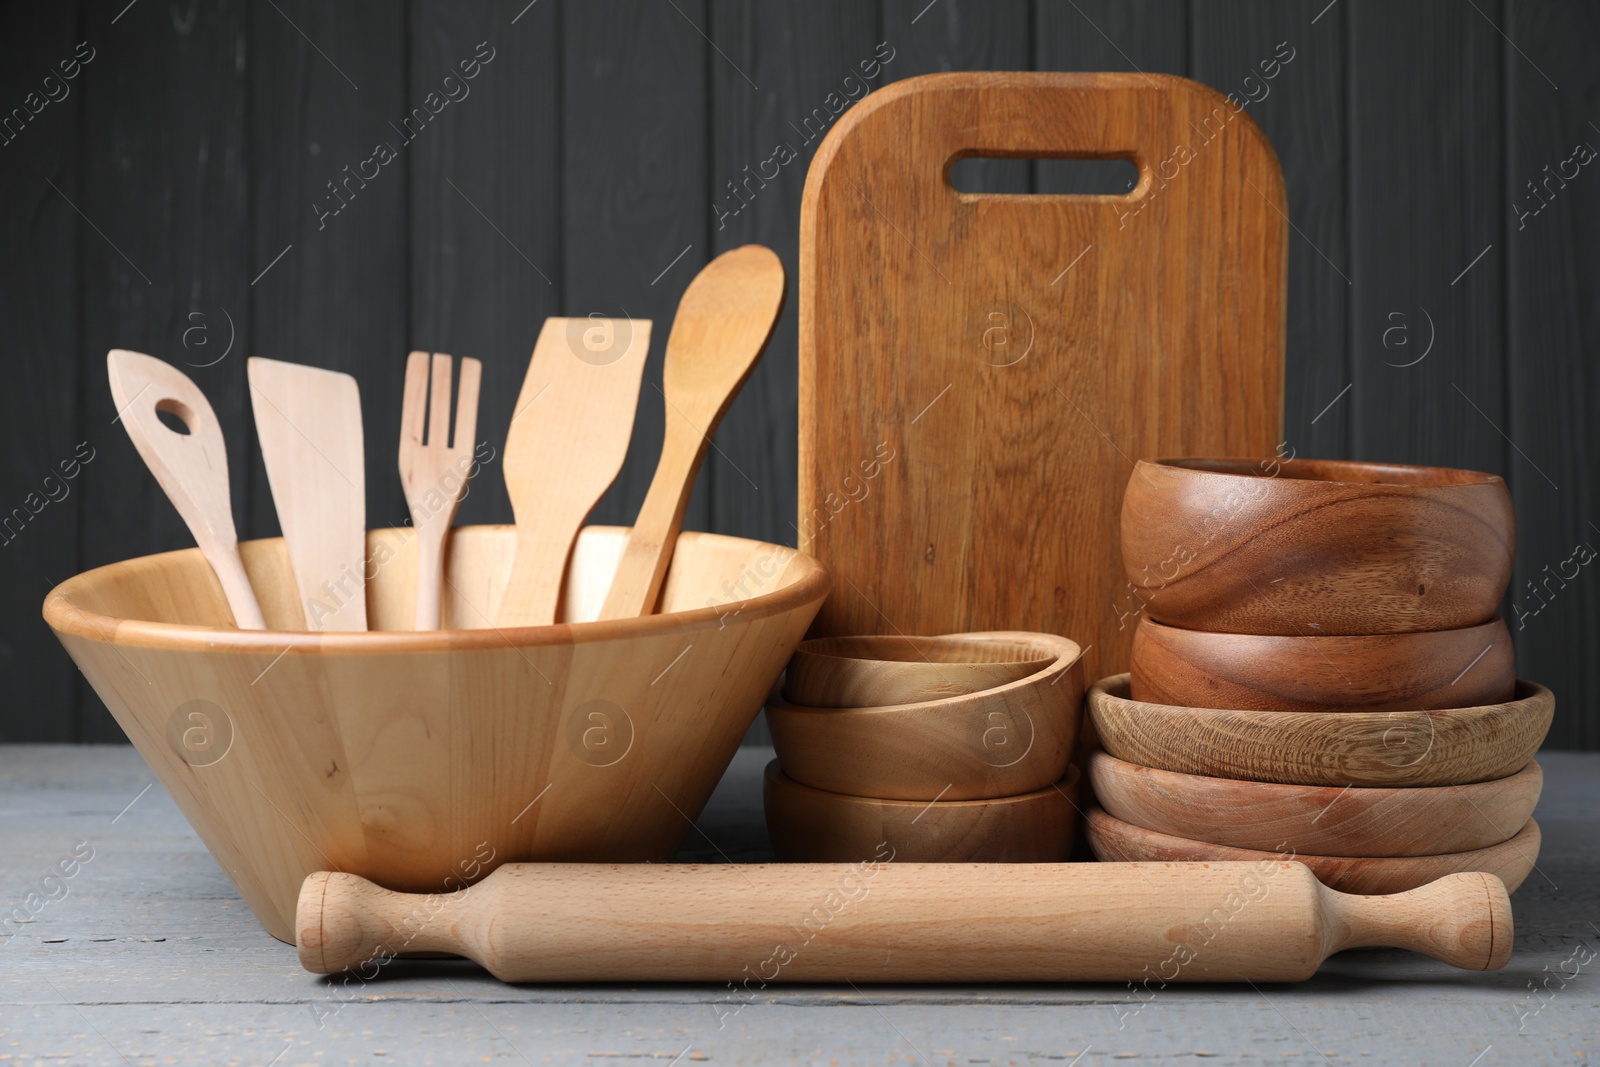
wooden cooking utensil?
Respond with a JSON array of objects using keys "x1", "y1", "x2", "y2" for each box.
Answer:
[
  {"x1": 763, "y1": 760, "x2": 1078, "y2": 863},
  {"x1": 297, "y1": 862, "x2": 1512, "y2": 980},
  {"x1": 105, "y1": 349, "x2": 266, "y2": 630},
  {"x1": 248, "y1": 357, "x2": 367, "y2": 631},
  {"x1": 766, "y1": 632, "x2": 1083, "y2": 801},
  {"x1": 1120, "y1": 458, "x2": 1515, "y2": 636},
  {"x1": 495, "y1": 317, "x2": 650, "y2": 628},
  {"x1": 800, "y1": 72, "x2": 1286, "y2": 683},
  {"x1": 1088, "y1": 751, "x2": 1543, "y2": 857},
  {"x1": 1088, "y1": 674, "x2": 1553, "y2": 788},
  {"x1": 1130, "y1": 615, "x2": 1516, "y2": 712},
  {"x1": 1086, "y1": 806, "x2": 1541, "y2": 895},
  {"x1": 598, "y1": 246, "x2": 784, "y2": 619},
  {"x1": 398, "y1": 351, "x2": 482, "y2": 630},
  {"x1": 784, "y1": 633, "x2": 1052, "y2": 708}
]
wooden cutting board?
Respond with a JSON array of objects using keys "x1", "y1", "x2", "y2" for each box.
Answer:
[{"x1": 798, "y1": 72, "x2": 1286, "y2": 680}]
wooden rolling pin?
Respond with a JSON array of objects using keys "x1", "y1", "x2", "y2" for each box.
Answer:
[{"x1": 297, "y1": 862, "x2": 1511, "y2": 982}]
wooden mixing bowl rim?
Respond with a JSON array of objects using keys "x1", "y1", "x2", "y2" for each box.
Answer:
[
  {"x1": 1139, "y1": 456, "x2": 1506, "y2": 490},
  {"x1": 1090, "y1": 671, "x2": 1551, "y2": 721},
  {"x1": 763, "y1": 759, "x2": 1080, "y2": 808},
  {"x1": 42, "y1": 525, "x2": 831, "y2": 655},
  {"x1": 791, "y1": 632, "x2": 1057, "y2": 669},
  {"x1": 1136, "y1": 614, "x2": 1508, "y2": 644},
  {"x1": 770, "y1": 632, "x2": 1084, "y2": 716}
]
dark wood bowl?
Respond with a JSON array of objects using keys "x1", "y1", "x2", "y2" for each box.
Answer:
[
  {"x1": 1120, "y1": 457, "x2": 1514, "y2": 635},
  {"x1": 1087, "y1": 674, "x2": 1553, "y2": 787},
  {"x1": 1130, "y1": 615, "x2": 1516, "y2": 712}
]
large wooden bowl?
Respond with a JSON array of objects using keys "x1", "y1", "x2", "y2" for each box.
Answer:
[
  {"x1": 784, "y1": 633, "x2": 1052, "y2": 708},
  {"x1": 1088, "y1": 675, "x2": 1552, "y2": 787},
  {"x1": 1086, "y1": 806, "x2": 1541, "y2": 894},
  {"x1": 43, "y1": 525, "x2": 829, "y2": 943},
  {"x1": 1130, "y1": 616, "x2": 1516, "y2": 712},
  {"x1": 764, "y1": 761, "x2": 1079, "y2": 862},
  {"x1": 1120, "y1": 457, "x2": 1514, "y2": 635},
  {"x1": 766, "y1": 632, "x2": 1083, "y2": 801},
  {"x1": 1087, "y1": 751, "x2": 1542, "y2": 856}
]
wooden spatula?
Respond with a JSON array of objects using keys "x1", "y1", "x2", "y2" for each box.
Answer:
[
  {"x1": 494, "y1": 317, "x2": 651, "y2": 627},
  {"x1": 106, "y1": 350, "x2": 266, "y2": 629},
  {"x1": 597, "y1": 246, "x2": 784, "y2": 619},
  {"x1": 399, "y1": 351, "x2": 481, "y2": 630},
  {"x1": 248, "y1": 357, "x2": 367, "y2": 631}
]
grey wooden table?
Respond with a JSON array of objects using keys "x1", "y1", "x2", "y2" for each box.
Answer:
[{"x1": 1, "y1": 745, "x2": 1595, "y2": 1066}]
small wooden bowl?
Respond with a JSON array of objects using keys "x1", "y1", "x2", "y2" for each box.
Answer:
[
  {"x1": 1120, "y1": 457, "x2": 1515, "y2": 635},
  {"x1": 1087, "y1": 751, "x2": 1543, "y2": 857},
  {"x1": 1130, "y1": 616, "x2": 1516, "y2": 712},
  {"x1": 1086, "y1": 806, "x2": 1541, "y2": 894},
  {"x1": 784, "y1": 634, "x2": 1053, "y2": 707},
  {"x1": 1088, "y1": 675, "x2": 1552, "y2": 788},
  {"x1": 764, "y1": 760, "x2": 1079, "y2": 862},
  {"x1": 767, "y1": 632, "x2": 1084, "y2": 801}
]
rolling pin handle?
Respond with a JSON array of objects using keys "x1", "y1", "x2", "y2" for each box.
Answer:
[{"x1": 1325, "y1": 871, "x2": 1513, "y2": 971}]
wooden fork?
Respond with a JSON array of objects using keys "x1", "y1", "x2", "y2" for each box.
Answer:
[{"x1": 399, "y1": 351, "x2": 482, "y2": 630}]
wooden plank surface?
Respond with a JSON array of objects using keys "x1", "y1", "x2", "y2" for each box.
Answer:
[
  {"x1": 1504, "y1": 0, "x2": 1600, "y2": 750},
  {"x1": 0, "y1": 7, "x2": 83, "y2": 742},
  {"x1": 77, "y1": 0, "x2": 251, "y2": 739},
  {"x1": 0, "y1": 744, "x2": 1594, "y2": 1062}
]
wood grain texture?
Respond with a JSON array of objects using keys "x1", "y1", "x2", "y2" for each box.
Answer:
[
  {"x1": 106, "y1": 351, "x2": 264, "y2": 630},
  {"x1": 248, "y1": 358, "x2": 367, "y2": 631},
  {"x1": 1129, "y1": 615, "x2": 1516, "y2": 713},
  {"x1": 1504, "y1": 0, "x2": 1600, "y2": 750},
  {"x1": 783, "y1": 633, "x2": 1052, "y2": 708},
  {"x1": 41, "y1": 524, "x2": 829, "y2": 942},
  {"x1": 496, "y1": 318, "x2": 650, "y2": 627},
  {"x1": 599, "y1": 246, "x2": 784, "y2": 619},
  {"x1": 409, "y1": 0, "x2": 560, "y2": 532},
  {"x1": 1193, "y1": 2, "x2": 1349, "y2": 459},
  {"x1": 398, "y1": 352, "x2": 481, "y2": 630},
  {"x1": 297, "y1": 858, "x2": 1512, "y2": 980},
  {"x1": 1088, "y1": 751, "x2": 1542, "y2": 858},
  {"x1": 763, "y1": 761, "x2": 1077, "y2": 864},
  {"x1": 798, "y1": 72, "x2": 1286, "y2": 685},
  {"x1": 1087, "y1": 806, "x2": 1541, "y2": 895},
  {"x1": 1088, "y1": 675, "x2": 1553, "y2": 788},
  {"x1": 1120, "y1": 458, "x2": 1516, "y2": 636},
  {"x1": 767, "y1": 632, "x2": 1083, "y2": 801}
]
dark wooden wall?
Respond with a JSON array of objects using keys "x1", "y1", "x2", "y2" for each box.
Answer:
[{"x1": 2, "y1": 1, "x2": 1595, "y2": 747}]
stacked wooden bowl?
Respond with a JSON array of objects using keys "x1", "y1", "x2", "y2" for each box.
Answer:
[
  {"x1": 1088, "y1": 457, "x2": 1551, "y2": 893},
  {"x1": 763, "y1": 632, "x2": 1086, "y2": 862}
]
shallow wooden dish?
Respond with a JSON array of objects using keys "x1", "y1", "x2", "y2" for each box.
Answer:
[
  {"x1": 764, "y1": 760, "x2": 1079, "y2": 863},
  {"x1": 1086, "y1": 806, "x2": 1540, "y2": 894},
  {"x1": 1088, "y1": 675, "x2": 1553, "y2": 788},
  {"x1": 784, "y1": 633, "x2": 1052, "y2": 708},
  {"x1": 1131, "y1": 615, "x2": 1515, "y2": 712},
  {"x1": 767, "y1": 632, "x2": 1083, "y2": 801},
  {"x1": 1088, "y1": 751, "x2": 1542, "y2": 857},
  {"x1": 43, "y1": 525, "x2": 829, "y2": 943},
  {"x1": 1120, "y1": 457, "x2": 1514, "y2": 635}
]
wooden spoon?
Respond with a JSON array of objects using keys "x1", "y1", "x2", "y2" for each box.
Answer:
[
  {"x1": 494, "y1": 317, "x2": 651, "y2": 627},
  {"x1": 248, "y1": 357, "x2": 367, "y2": 631},
  {"x1": 398, "y1": 351, "x2": 482, "y2": 630},
  {"x1": 106, "y1": 350, "x2": 266, "y2": 629},
  {"x1": 598, "y1": 246, "x2": 784, "y2": 619}
]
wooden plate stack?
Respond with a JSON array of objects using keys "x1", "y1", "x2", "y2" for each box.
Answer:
[
  {"x1": 763, "y1": 633, "x2": 1086, "y2": 862},
  {"x1": 1088, "y1": 457, "x2": 1552, "y2": 893}
]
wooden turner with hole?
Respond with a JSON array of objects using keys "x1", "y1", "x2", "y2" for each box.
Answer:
[
  {"x1": 248, "y1": 357, "x2": 367, "y2": 631},
  {"x1": 598, "y1": 245, "x2": 784, "y2": 619},
  {"x1": 106, "y1": 349, "x2": 266, "y2": 629},
  {"x1": 494, "y1": 317, "x2": 651, "y2": 627}
]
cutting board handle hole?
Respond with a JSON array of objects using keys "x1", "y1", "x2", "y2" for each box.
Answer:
[{"x1": 948, "y1": 156, "x2": 1141, "y2": 197}]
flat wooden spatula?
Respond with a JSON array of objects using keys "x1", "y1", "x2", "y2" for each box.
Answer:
[
  {"x1": 107, "y1": 350, "x2": 266, "y2": 629},
  {"x1": 494, "y1": 317, "x2": 651, "y2": 627},
  {"x1": 248, "y1": 357, "x2": 367, "y2": 631},
  {"x1": 597, "y1": 245, "x2": 784, "y2": 619}
]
